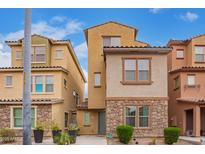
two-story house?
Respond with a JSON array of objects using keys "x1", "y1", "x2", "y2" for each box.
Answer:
[
  {"x1": 0, "y1": 34, "x2": 86, "y2": 136},
  {"x1": 77, "y1": 21, "x2": 171, "y2": 138},
  {"x1": 168, "y1": 34, "x2": 205, "y2": 137}
]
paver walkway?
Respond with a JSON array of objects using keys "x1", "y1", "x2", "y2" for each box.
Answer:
[{"x1": 75, "y1": 135, "x2": 107, "y2": 145}]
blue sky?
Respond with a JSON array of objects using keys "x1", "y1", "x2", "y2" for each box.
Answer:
[{"x1": 0, "y1": 8, "x2": 205, "y2": 79}]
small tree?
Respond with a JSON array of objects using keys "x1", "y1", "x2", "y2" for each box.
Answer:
[{"x1": 116, "y1": 125, "x2": 134, "y2": 144}]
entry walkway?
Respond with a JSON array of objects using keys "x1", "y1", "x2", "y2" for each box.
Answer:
[
  {"x1": 179, "y1": 136, "x2": 205, "y2": 145},
  {"x1": 75, "y1": 135, "x2": 107, "y2": 145}
]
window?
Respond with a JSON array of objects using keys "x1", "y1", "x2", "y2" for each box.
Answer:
[
  {"x1": 64, "y1": 112, "x2": 68, "y2": 127},
  {"x1": 139, "y1": 106, "x2": 149, "y2": 127},
  {"x1": 138, "y1": 59, "x2": 149, "y2": 81},
  {"x1": 94, "y1": 72, "x2": 101, "y2": 87},
  {"x1": 5, "y1": 76, "x2": 12, "y2": 87},
  {"x1": 103, "y1": 37, "x2": 121, "y2": 47},
  {"x1": 35, "y1": 76, "x2": 43, "y2": 92},
  {"x1": 35, "y1": 47, "x2": 45, "y2": 62},
  {"x1": 55, "y1": 50, "x2": 63, "y2": 59},
  {"x1": 195, "y1": 46, "x2": 204, "y2": 62},
  {"x1": 31, "y1": 76, "x2": 33, "y2": 92},
  {"x1": 45, "y1": 76, "x2": 54, "y2": 92},
  {"x1": 187, "y1": 75, "x2": 195, "y2": 86},
  {"x1": 176, "y1": 50, "x2": 184, "y2": 59},
  {"x1": 83, "y1": 112, "x2": 90, "y2": 126},
  {"x1": 64, "y1": 79, "x2": 67, "y2": 88},
  {"x1": 123, "y1": 58, "x2": 150, "y2": 83},
  {"x1": 125, "y1": 106, "x2": 136, "y2": 127},
  {"x1": 13, "y1": 107, "x2": 35, "y2": 128},
  {"x1": 16, "y1": 51, "x2": 22, "y2": 59},
  {"x1": 174, "y1": 76, "x2": 180, "y2": 90},
  {"x1": 124, "y1": 59, "x2": 136, "y2": 81},
  {"x1": 31, "y1": 47, "x2": 34, "y2": 62}
]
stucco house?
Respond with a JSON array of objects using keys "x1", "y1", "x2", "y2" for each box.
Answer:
[
  {"x1": 168, "y1": 34, "x2": 205, "y2": 137},
  {"x1": 77, "y1": 21, "x2": 171, "y2": 138},
  {"x1": 0, "y1": 34, "x2": 86, "y2": 136}
]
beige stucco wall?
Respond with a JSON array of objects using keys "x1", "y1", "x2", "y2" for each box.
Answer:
[
  {"x1": 86, "y1": 22, "x2": 148, "y2": 109},
  {"x1": 105, "y1": 54, "x2": 168, "y2": 97},
  {"x1": 77, "y1": 110, "x2": 98, "y2": 134}
]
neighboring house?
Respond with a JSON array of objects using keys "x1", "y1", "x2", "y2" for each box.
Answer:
[
  {"x1": 77, "y1": 21, "x2": 171, "y2": 137},
  {"x1": 168, "y1": 34, "x2": 205, "y2": 137},
  {"x1": 0, "y1": 34, "x2": 86, "y2": 136}
]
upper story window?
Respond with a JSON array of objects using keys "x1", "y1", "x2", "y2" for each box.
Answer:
[
  {"x1": 32, "y1": 75, "x2": 54, "y2": 93},
  {"x1": 195, "y1": 46, "x2": 205, "y2": 62},
  {"x1": 64, "y1": 79, "x2": 67, "y2": 89},
  {"x1": 176, "y1": 50, "x2": 184, "y2": 59},
  {"x1": 5, "y1": 75, "x2": 13, "y2": 87},
  {"x1": 103, "y1": 36, "x2": 121, "y2": 47},
  {"x1": 94, "y1": 72, "x2": 101, "y2": 87},
  {"x1": 16, "y1": 51, "x2": 22, "y2": 59},
  {"x1": 31, "y1": 46, "x2": 46, "y2": 63},
  {"x1": 187, "y1": 74, "x2": 195, "y2": 86},
  {"x1": 55, "y1": 50, "x2": 63, "y2": 59},
  {"x1": 123, "y1": 58, "x2": 150, "y2": 84}
]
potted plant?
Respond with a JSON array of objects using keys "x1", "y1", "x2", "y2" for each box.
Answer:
[
  {"x1": 51, "y1": 121, "x2": 62, "y2": 143},
  {"x1": 68, "y1": 123, "x2": 79, "y2": 143},
  {"x1": 33, "y1": 122, "x2": 44, "y2": 143}
]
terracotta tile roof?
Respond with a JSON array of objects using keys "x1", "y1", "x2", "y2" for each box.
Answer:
[
  {"x1": 169, "y1": 66, "x2": 205, "y2": 74},
  {"x1": 177, "y1": 98, "x2": 205, "y2": 104},
  {"x1": 167, "y1": 34, "x2": 205, "y2": 46},
  {"x1": 0, "y1": 98, "x2": 64, "y2": 104},
  {"x1": 0, "y1": 66, "x2": 69, "y2": 73},
  {"x1": 5, "y1": 34, "x2": 70, "y2": 44}
]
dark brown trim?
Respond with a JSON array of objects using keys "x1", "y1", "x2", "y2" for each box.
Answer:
[{"x1": 122, "y1": 57, "x2": 152, "y2": 85}]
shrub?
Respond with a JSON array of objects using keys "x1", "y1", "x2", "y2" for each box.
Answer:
[
  {"x1": 116, "y1": 125, "x2": 134, "y2": 144},
  {"x1": 54, "y1": 133, "x2": 71, "y2": 145},
  {"x1": 51, "y1": 121, "x2": 60, "y2": 131},
  {"x1": 0, "y1": 128, "x2": 16, "y2": 143},
  {"x1": 35, "y1": 122, "x2": 44, "y2": 131},
  {"x1": 164, "y1": 127, "x2": 181, "y2": 145}
]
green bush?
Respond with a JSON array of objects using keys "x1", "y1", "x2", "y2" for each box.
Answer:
[
  {"x1": 164, "y1": 127, "x2": 181, "y2": 145},
  {"x1": 54, "y1": 132, "x2": 71, "y2": 145},
  {"x1": 116, "y1": 125, "x2": 134, "y2": 144},
  {"x1": 0, "y1": 128, "x2": 16, "y2": 143}
]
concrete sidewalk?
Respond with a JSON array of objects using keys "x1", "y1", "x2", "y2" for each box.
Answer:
[
  {"x1": 75, "y1": 135, "x2": 107, "y2": 145},
  {"x1": 179, "y1": 136, "x2": 205, "y2": 145}
]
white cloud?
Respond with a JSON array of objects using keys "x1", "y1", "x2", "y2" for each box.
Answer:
[
  {"x1": 180, "y1": 12, "x2": 199, "y2": 22},
  {"x1": 0, "y1": 48, "x2": 11, "y2": 67},
  {"x1": 50, "y1": 16, "x2": 67, "y2": 24},
  {"x1": 82, "y1": 68, "x2": 88, "y2": 98},
  {"x1": 0, "y1": 17, "x2": 84, "y2": 67},
  {"x1": 149, "y1": 8, "x2": 163, "y2": 14},
  {"x1": 74, "y1": 42, "x2": 87, "y2": 59}
]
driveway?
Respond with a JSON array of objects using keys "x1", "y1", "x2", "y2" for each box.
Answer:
[{"x1": 75, "y1": 135, "x2": 107, "y2": 145}]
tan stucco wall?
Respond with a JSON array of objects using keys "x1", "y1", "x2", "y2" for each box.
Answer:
[
  {"x1": 105, "y1": 54, "x2": 168, "y2": 97},
  {"x1": 86, "y1": 22, "x2": 148, "y2": 109},
  {"x1": 77, "y1": 110, "x2": 98, "y2": 134}
]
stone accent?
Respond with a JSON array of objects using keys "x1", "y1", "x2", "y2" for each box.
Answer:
[
  {"x1": 0, "y1": 104, "x2": 52, "y2": 137},
  {"x1": 106, "y1": 99, "x2": 168, "y2": 137}
]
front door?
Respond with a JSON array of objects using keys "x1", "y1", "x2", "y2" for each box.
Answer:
[
  {"x1": 98, "y1": 111, "x2": 106, "y2": 135},
  {"x1": 186, "y1": 109, "x2": 193, "y2": 135}
]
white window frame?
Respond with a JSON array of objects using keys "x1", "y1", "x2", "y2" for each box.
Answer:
[
  {"x1": 176, "y1": 50, "x2": 184, "y2": 59},
  {"x1": 195, "y1": 46, "x2": 205, "y2": 62},
  {"x1": 124, "y1": 106, "x2": 136, "y2": 127},
  {"x1": 16, "y1": 51, "x2": 22, "y2": 60},
  {"x1": 94, "y1": 72, "x2": 101, "y2": 87},
  {"x1": 187, "y1": 75, "x2": 196, "y2": 86},
  {"x1": 55, "y1": 49, "x2": 63, "y2": 59},
  {"x1": 10, "y1": 106, "x2": 37, "y2": 129},
  {"x1": 138, "y1": 106, "x2": 149, "y2": 128},
  {"x1": 103, "y1": 36, "x2": 121, "y2": 47},
  {"x1": 5, "y1": 75, "x2": 13, "y2": 87}
]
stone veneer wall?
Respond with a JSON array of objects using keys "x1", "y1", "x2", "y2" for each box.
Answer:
[
  {"x1": 106, "y1": 99, "x2": 168, "y2": 137},
  {"x1": 0, "y1": 104, "x2": 52, "y2": 137}
]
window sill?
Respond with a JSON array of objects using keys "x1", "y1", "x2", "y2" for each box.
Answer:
[
  {"x1": 121, "y1": 81, "x2": 153, "y2": 85},
  {"x1": 32, "y1": 92, "x2": 54, "y2": 95},
  {"x1": 31, "y1": 62, "x2": 46, "y2": 64},
  {"x1": 83, "y1": 125, "x2": 90, "y2": 127},
  {"x1": 176, "y1": 58, "x2": 184, "y2": 60},
  {"x1": 5, "y1": 86, "x2": 13, "y2": 88},
  {"x1": 133, "y1": 127, "x2": 151, "y2": 130},
  {"x1": 195, "y1": 61, "x2": 205, "y2": 64},
  {"x1": 94, "y1": 85, "x2": 101, "y2": 88}
]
